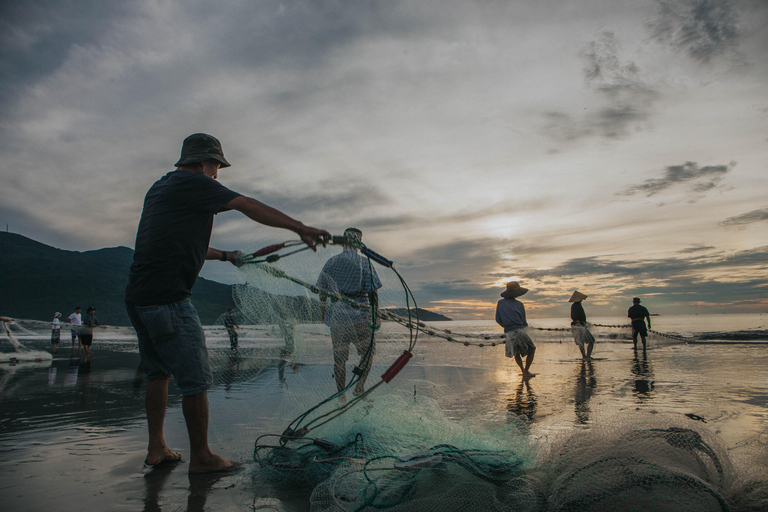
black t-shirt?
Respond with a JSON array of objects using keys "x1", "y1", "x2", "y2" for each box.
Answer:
[
  {"x1": 571, "y1": 302, "x2": 587, "y2": 325},
  {"x1": 627, "y1": 304, "x2": 650, "y2": 322},
  {"x1": 125, "y1": 170, "x2": 241, "y2": 306}
]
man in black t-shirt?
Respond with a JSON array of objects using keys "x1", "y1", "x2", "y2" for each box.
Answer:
[
  {"x1": 126, "y1": 133, "x2": 330, "y2": 473},
  {"x1": 627, "y1": 297, "x2": 652, "y2": 350}
]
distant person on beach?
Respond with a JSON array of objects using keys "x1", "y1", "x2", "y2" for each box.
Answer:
[
  {"x1": 316, "y1": 227, "x2": 382, "y2": 396},
  {"x1": 569, "y1": 291, "x2": 595, "y2": 359},
  {"x1": 79, "y1": 306, "x2": 100, "y2": 355},
  {"x1": 51, "y1": 312, "x2": 62, "y2": 352},
  {"x1": 223, "y1": 309, "x2": 238, "y2": 349},
  {"x1": 67, "y1": 306, "x2": 82, "y2": 350},
  {"x1": 496, "y1": 281, "x2": 536, "y2": 379},
  {"x1": 125, "y1": 133, "x2": 330, "y2": 473},
  {"x1": 628, "y1": 297, "x2": 651, "y2": 349}
]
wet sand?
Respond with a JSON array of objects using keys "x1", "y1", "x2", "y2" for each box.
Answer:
[{"x1": 1, "y1": 336, "x2": 767, "y2": 511}]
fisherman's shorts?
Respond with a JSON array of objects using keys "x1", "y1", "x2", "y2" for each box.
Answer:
[
  {"x1": 126, "y1": 298, "x2": 212, "y2": 396},
  {"x1": 51, "y1": 329, "x2": 61, "y2": 344},
  {"x1": 330, "y1": 323, "x2": 374, "y2": 364},
  {"x1": 631, "y1": 320, "x2": 648, "y2": 337},
  {"x1": 505, "y1": 329, "x2": 536, "y2": 358},
  {"x1": 571, "y1": 325, "x2": 595, "y2": 350}
]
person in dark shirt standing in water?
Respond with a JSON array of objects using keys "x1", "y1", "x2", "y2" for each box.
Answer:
[
  {"x1": 627, "y1": 297, "x2": 651, "y2": 350},
  {"x1": 125, "y1": 133, "x2": 330, "y2": 473},
  {"x1": 569, "y1": 291, "x2": 595, "y2": 359},
  {"x1": 223, "y1": 309, "x2": 239, "y2": 349}
]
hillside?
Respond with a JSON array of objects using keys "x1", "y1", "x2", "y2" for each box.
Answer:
[
  {"x1": 0, "y1": 233, "x2": 452, "y2": 326},
  {"x1": 0, "y1": 232, "x2": 235, "y2": 325}
]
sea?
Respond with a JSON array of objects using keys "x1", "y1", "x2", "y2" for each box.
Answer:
[{"x1": 1, "y1": 314, "x2": 767, "y2": 511}]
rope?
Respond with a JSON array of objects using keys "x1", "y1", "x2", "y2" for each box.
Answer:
[{"x1": 242, "y1": 238, "x2": 420, "y2": 447}]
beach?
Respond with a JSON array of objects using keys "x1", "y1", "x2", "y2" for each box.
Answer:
[{"x1": 1, "y1": 315, "x2": 767, "y2": 511}]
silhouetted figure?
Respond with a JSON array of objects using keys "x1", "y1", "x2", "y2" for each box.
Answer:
[
  {"x1": 223, "y1": 309, "x2": 238, "y2": 349},
  {"x1": 569, "y1": 291, "x2": 595, "y2": 359},
  {"x1": 628, "y1": 297, "x2": 651, "y2": 349},
  {"x1": 79, "y1": 306, "x2": 100, "y2": 355}
]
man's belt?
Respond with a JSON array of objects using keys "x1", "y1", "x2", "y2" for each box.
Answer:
[{"x1": 330, "y1": 291, "x2": 370, "y2": 303}]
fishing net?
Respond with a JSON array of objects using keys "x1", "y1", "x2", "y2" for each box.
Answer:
[
  {"x1": 206, "y1": 235, "x2": 542, "y2": 510},
  {"x1": 537, "y1": 412, "x2": 735, "y2": 512}
]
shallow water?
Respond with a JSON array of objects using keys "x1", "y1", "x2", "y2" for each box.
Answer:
[{"x1": 1, "y1": 317, "x2": 768, "y2": 511}]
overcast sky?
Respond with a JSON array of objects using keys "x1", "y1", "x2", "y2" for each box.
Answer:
[{"x1": 2, "y1": 0, "x2": 767, "y2": 319}]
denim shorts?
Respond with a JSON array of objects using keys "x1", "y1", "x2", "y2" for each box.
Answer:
[
  {"x1": 330, "y1": 323, "x2": 374, "y2": 364},
  {"x1": 126, "y1": 298, "x2": 212, "y2": 396}
]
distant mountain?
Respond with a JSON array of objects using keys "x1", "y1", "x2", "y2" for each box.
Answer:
[
  {"x1": 384, "y1": 308, "x2": 452, "y2": 322},
  {"x1": 0, "y1": 233, "x2": 452, "y2": 326},
  {"x1": 0, "y1": 232, "x2": 234, "y2": 325}
]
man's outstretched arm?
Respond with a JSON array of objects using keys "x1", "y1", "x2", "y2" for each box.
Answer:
[{"x1": 226, "y1": 196, "x2": 330, "y2": 250}]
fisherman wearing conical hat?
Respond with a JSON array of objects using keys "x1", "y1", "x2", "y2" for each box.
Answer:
[
  {"x1": 496, "y1": 281, "x2": 536, "y2": 379},
  {"x1": 569, "y1": 291, "x2": 595, "y2": 359}
]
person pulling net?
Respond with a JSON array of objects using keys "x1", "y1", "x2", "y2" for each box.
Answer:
[{"x1": 236, "y1": 230, "x2": 421, "y2": 472}]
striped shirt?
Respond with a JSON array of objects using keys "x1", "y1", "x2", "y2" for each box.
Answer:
[{"x1": 317, "y1": 249, "x2": 382, "y2": 328}]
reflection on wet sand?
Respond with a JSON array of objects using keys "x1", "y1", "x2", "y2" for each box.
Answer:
[
  {"x1": 574, "y1": 360, "x2": 596, "y2": 425},
  {"x1": 142, "y1": 464, "x2": 226, "y2": 512},
  {"x1": 631, "y1": 348, "x2": 654, "y2": 400},
  {"x1": 507, "y1": 378, "x2": 537, "y2": 421}
]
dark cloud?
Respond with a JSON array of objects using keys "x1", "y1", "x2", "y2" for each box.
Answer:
[
  {"x1": 239, "y1": 178, "x2": 393, "y2": 219},
  {"x1": 648, "y1": 0, "x2": 741, "y2": 63},
  {"x1": 0, "y1": 1, "x2": 133, "y2": 113},
  {"x1": 618, "y1": 161, "x2": 734, "y2": 197},
  {"x1": 543, "y1": 31, "x2": 662, "y2": 145},
  {"x1": 719, "y1": 207, "x2": 768, "y2": 227},
  {"x1": 677, "y1": 244, "x2": 717, "y2": 253},
  {"x1": 581, "y1": 32, "x2": 660, "y2": 139}
]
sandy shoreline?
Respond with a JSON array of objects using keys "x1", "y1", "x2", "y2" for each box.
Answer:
[{"x1": 1, "y1": 338, "x2": 767, "y2": 511}]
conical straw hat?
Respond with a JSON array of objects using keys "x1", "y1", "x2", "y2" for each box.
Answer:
[{"x1": 569, "y1": 290, "x2": 588, "y2": 302}]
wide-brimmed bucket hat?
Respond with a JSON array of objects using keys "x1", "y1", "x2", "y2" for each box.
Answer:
[
  {"x1": 174, "y1": 133, "x2": 231, "y2": 168},
  {"x1": 569, "y1": 290, "x2": 588, "y2": 302},
  {"x1": 501, "y1": 281, "x2": 529, "y2": 298}
]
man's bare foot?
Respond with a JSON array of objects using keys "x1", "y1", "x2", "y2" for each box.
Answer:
[
  {"x1": 144, "y1": 449, "x2": 183, "y2": 467},
  {"x1": 189, "y1": 453, "x2": 240, "y2": 474},
  {"x1": 522, "y1": 371, "x2": 536, "y2": 379}
]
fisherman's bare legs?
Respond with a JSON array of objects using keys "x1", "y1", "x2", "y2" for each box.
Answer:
[
  {"x1": 145, "y1": 377, "x2": 182, "y2": 465},
  {"x1": 515, "y1": 347, "x2": 536, "y2": 379},
  {"x1": 352, "y1": 329, "x2": 374, "y2": 396},
  {"x1": 183, "y1": 391, "x2": 235, "y2": 473},
  {"x1": 333, "y1": 358, "x2": 346, "y2": 393},
  {"x1": 586, "y1": 339, "x2": 595, "y2": 359}
]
